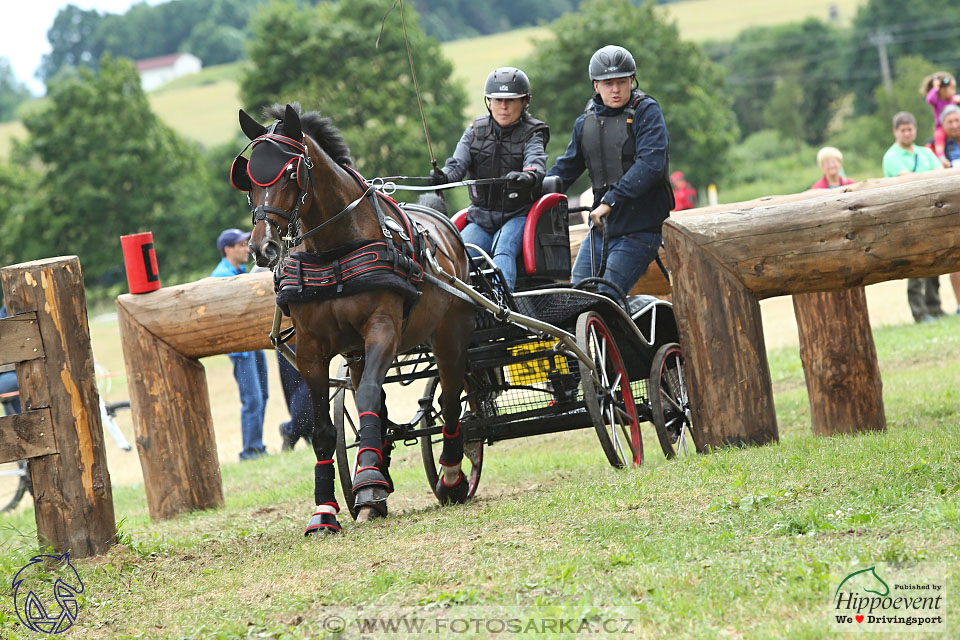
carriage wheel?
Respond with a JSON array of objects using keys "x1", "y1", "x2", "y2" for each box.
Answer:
[
  {"x1": 576, "y1": 311, "x2": 642, "y2": 468},
  {"x1": 419, "y1": 376, "x2": 483, "y2": 501},
  {"x1": 333, "y1": 359, "x2": 361, "y2": 520},
  {"x1": 649, "y1": 343, "x2": 697, "y2": 459}
]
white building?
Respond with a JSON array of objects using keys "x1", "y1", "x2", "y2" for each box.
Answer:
[{"x1": 136, "y1": 53, "x2": 202, "y2": 91}]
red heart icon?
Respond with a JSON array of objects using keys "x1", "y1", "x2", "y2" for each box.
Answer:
[{"x1": 856, "y1": 615, "x2": 864, "y2": 623}]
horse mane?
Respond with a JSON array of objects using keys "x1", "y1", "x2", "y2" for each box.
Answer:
[{"x1": 263, "y1": 102, "x2": 353, "y2": 167}]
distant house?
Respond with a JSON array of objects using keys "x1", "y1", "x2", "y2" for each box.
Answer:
[{"x1": 136, "y1": 53, "x2": 202, "y2": 91}]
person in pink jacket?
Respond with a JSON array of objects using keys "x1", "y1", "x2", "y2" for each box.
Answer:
[{"x1": 922, "y1": 72, "x2": 960, "y2": 167}]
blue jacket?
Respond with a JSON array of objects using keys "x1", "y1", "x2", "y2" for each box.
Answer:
[
  {"x1": 547, "y1": 93, "x2": 671, "y2": 237},
  {"x1": 211, "y1": 258, "x2": 252, "y2": 358}
]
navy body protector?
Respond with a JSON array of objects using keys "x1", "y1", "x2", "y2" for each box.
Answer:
[{"x1": 275, "y1": 165, "x2": 427, "y2": 316}]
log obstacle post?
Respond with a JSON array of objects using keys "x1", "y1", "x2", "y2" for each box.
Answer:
[
  {"x1": 793, "y1": 289, "x2": 885, "y2": 436},
  {"x1": 0, "y1": 257, "x2": 116, "y2": 557},
  {"x1": 662, "y1": 172, "x2": 960, "y2": 449},
  {"x1": 116, "y1": 271, "x2": 285, "y2": 520}
]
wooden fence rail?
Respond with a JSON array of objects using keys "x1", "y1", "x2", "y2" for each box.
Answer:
[
  {"x1": 0, "y1": 256, "x2": 115, "y2": 557},
  {"x1": 662, "y1": 172, "x2": 960, "y2": 450},
  {"x1": 116, "y1": 271, "x2": 287, "y2": 520}
]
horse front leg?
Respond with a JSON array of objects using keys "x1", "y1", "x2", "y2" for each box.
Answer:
[
  {"x1": 296, "y1": 342, "x2": 341, "y2": 535},
  {"x1": 351, "y1": 321, "x2": 400, "y2": 520}
]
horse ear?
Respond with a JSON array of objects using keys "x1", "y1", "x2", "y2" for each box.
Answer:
[
  {"x1": 284, "y1": 104, "x2": 302, "y2": 141},
  {"x1": 239, "y1": 109, "x2": 266, "y2": 140}
]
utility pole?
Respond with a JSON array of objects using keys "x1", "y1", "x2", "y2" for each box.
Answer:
[{"x1": 869, "y1": 31, "x2": 894, "y2": 95}]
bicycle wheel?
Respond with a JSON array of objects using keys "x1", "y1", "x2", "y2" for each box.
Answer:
[{"x1": 0, "y1": 461, "x2": 31, "y2": 513}]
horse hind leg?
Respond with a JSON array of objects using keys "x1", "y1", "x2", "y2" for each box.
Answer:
[{"x1": 432, "y1": 315, "x2": 472, "y2": 505}]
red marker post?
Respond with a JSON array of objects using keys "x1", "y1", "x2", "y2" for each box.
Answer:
[{"x1": 120, "y1": 232, "x2": 161, "y2": 294}]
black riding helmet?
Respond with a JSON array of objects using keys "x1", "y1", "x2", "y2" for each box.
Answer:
[
  {"x1": 483, "y1": 67, "x2": 532, "y2": 116},
  {"x1": 484, "y1": 66, "x2": 531, "y2": 98},
  {"x1": 589, "y1": 45, "x2": 636, "y2": 81}
]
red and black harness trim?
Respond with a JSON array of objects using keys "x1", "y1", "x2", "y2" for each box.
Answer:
[{"x1": 274, "y1": 165, "x2": 431, "y2": 316}]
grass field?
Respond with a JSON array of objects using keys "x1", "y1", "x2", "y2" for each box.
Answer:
[
  {"x1": 0, "y1": 311, "x2": 957, "y2": 638},
  {"x1": 0, "y1": 0, "x2": 868, "y2": 157},
  {"x1": 661, "y1": 0, "x2": 864, "y2": 41}
]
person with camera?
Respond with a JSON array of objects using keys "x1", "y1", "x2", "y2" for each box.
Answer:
[
  {"x1": 923, "y1": 72, "x2": 960, "y2": 168},
  {"x1": 545, "y1": 45, "x2": 673, "y2": 295},
  {"x1": 430, "y1": 67, "x2": 548, "y2": 291}
]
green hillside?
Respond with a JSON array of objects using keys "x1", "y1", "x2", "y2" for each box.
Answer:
[{"x1": 1, "y1": 0, "x2": 866, "y2": 156}]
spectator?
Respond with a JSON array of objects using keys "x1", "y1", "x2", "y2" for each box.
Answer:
[
  {"x1": 882, "y1": 112, "x2": 944, "y2": 322},
  {"x1": 942, "y1": 105, "x2": 960, "y2": 168},
  {"x1": 670, "y1": 171, "x2": 697, "y2": 210},
  {"x1": 810, "y1": 147, "x2": 854, "y2": 189},
  {"x1": 431, "y1": 67, "x2": 548, "y2": 291},
  {"x1": 547, "y1": 45, "x2": 673, "y2": 295},
  {"x1": 277, "y1": 348, "x2": 314, "y2": 451},
  {"x1": 212, "y1": 228, "x2": 269, "y2": 460},
  {"x1": 922, "y1": 72, "x2": 960, "y2": 168},
  {"x1": 0, "y1": 305, "x2": 20, "y2": 416},
  {"x1": 939, "y1": 104, "x2": 960, "y2": 314}
]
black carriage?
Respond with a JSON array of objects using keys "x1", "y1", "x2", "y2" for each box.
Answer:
[{"x1": 329, "y1": 184, "x2": 695, "y2": 518}]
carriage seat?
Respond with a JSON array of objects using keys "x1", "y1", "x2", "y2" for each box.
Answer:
[{"x1": 452, "y1": 178, "x2": 571, "y2": 290}]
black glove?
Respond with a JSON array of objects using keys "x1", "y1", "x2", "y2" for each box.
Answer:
[
  {"x1": 429, "y1": 168, "x2": 448, "y2": 186},
  {"x1": 505, "y1": 170, "x2": 536, "y2": 188}
]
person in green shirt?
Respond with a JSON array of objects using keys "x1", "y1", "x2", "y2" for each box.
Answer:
[
  {"x1": 882, "y1": 111, "x2": 941, "y2": 177},
  {"x1": 882, "y1": 111, "x2": 945, "y2": 322}
]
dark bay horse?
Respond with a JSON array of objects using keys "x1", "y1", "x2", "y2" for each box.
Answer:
[{"x1": 232, "y1": 103, "x2": 475, "y2": 533}]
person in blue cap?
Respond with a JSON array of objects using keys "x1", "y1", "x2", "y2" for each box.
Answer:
[{"x1": 212, "y1": 228, "x2": 269, "y2": 460}]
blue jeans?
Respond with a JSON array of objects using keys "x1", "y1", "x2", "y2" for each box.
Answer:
[
  {"x1": 277, "y1": 350, "x2": 315, "y2": 441},
  {"x1": 230, "y1": 351, "x2": 268, "y2": 459},
  {"x1": 0, "y1": 370, "x2": 20, "y2": 415},
  {"x1": 572, "y1": 231, "x2": 662, "y2": 295},
  {"x1": 460, "y1": 216, "x2": 527, "y2": 290}
]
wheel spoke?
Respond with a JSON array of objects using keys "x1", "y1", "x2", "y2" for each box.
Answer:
[
  {"x1": 662, "y1": 390, "x2": 683, "y2": 414},
  {"x1": 607, "y1": 372, "x2": 622, "y2": 397},
  {"x1": 345, "y1": 409, "x2": 359, "y2": 439},
  {"x1": 677, "y1": 427, "x2": 689, "y2": 456}
]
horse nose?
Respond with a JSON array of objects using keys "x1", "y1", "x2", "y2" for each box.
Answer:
[{"x1": 260, "y1": 240, "x2": 281, "y2": 267}]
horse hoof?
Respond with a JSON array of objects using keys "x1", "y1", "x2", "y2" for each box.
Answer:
[
  {"x1": 435, "y1": 471, "x2": 469, "y2": 505},
  {"x1": 304, "y1": 512, "x2": 341, "y2": 536},
  {"x1": 354, "y1": 485, "x2": 389, "y2": 518},
  {"x1": 356, "y1": 505, "x2": 387, "y2": 522},
  {"x1": 352, "y1": 466, "x2": 391, "y2": 494}
]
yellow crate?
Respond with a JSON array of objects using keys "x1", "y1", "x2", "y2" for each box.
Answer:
[{"x1": 506, "y1": 340, "x2": 569, "y2": 386}]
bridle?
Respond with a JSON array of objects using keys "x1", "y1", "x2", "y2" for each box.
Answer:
[{"x1": 232, "y1": 127, "x2": 381, "y2": 253}]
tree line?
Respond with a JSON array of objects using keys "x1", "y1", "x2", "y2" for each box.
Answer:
[
  {"x1": 0, "y1": 0, "x2": 733, "y2": 289},
  {"x1": 35, "y1": 0, "x2": 584, "y2": 88}
]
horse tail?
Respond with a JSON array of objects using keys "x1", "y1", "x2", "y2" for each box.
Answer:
[{"x1": 417, "y1": 193, "x2": 447, "y2": 216}]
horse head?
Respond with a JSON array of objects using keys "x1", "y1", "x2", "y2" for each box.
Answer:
[{"x1": 232, "y1": 103, "x2": 311, "y2": 268}]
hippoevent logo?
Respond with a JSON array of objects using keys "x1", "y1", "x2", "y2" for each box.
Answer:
[
  {"x1": 11, "y1": 552, "x2": 84, "y2": 634},
  {"x1": 831, "y1": 563, "x2": 946, "y2": 633}
]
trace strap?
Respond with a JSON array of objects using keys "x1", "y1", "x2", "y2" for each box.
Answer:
[{"x1": 372, "y1": 176, "x2": 512, "y2": 194}]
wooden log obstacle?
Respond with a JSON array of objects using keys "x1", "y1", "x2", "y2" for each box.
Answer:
[
  {"x1": 661, "y1": 171, "x2": 960, "y2": 450},
  {"x1": 116, "y1": 271, "x2": 287, "y2": 520},
  {"x1": 0, "y1": 257, "x2": 116, "y2": 558}
]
